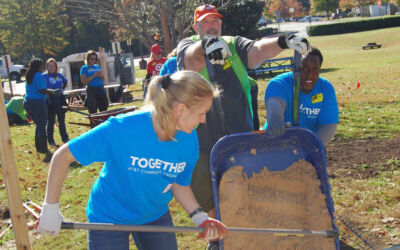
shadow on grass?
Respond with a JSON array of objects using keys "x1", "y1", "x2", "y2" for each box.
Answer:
[
  {"x1": 321, "y1": 67, "x2": 340, "y2": 73},
  {"x1": 70, "y1": 161, "x2": 83, "y2": 168}
]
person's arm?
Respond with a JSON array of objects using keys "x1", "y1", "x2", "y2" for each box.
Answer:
[
  {"x1": 81, "y1": 69, "x2": 101, "y2": 85},
  {"x1": 182, "y1": 41, "x2": 206, "y2": 73},
  {"x1": 44, "y1": 144, "x2": 76, "y2": 203},
  {"x1": 317, "y1": 124, "x2": 337, "y2": 146},
  {"x1": 36, "y1": 144, "x2": 76, "y2": 236},
  {"x1": 247, "y1": 34, "x2": 311, "y2": 69},
  {"x1": 171, "y1": 183, "x2": 201, "y2": 214},
  {"x1": 247, "y1": 37, "x2": 284, "y2": 69},
  {"x1": 172, "y1": 183, "x2": 228, "y2": 241},
  {"x1": 266, "y1": 97, "x2": 287, "y2": 136},
  {"x1": 61, "y1": 74, "x2": 68, "y2": 89}
]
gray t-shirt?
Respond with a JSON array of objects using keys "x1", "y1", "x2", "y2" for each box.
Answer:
[{"x1": 177, "y1": 36, "x2": 255, "y2": 153}]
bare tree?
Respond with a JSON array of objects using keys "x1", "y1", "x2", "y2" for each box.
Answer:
[{"x1": 64, "y1": 0, "x2": 232, "y2": 51}]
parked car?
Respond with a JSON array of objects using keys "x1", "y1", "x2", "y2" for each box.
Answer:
[
  {"x1": 0, "y1": 57, "x2": 24, "y2": 81},
  {"x1": 257, "y1": 16, "x2": 267, "y2": 27},
  {"x1": 299, "y1": 16, "x2": 322, "y2": 22}
]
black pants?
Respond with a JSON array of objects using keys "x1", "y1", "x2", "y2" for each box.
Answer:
[
  {"x1": 251, "y1": 84, "x2": 260, "y2": 131},
  {"x1": 47, "y1": 102, "x2": 69, "y2": 143},
  {"x1": 85, "y1": 85, "x2": 109, "y2": 114}
]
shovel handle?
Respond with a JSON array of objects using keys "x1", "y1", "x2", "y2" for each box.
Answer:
[
  {"x1": 229, "y1": 227, "x2": 338, "y2": 238},
  {"x1": 61, "y1": 222, "x2": 338, "y2": 238},
  {"x1": 61, "y1": 222, "x2": 203, "y2": 233}
]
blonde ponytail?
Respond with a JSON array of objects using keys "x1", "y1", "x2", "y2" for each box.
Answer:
[{"x1": 145, "y1": 70, "x2": 217, "y2": 140}]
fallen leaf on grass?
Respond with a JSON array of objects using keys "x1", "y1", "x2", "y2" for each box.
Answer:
[
  {"x1": 74, "y1": 200, "x2": 82, "y2": 205},
  {"x1": 377, "y1": 230, "x2": 387, "y2": 236},
  {"x1": 382, "y1": 217, "x2": 395, "y2": 223}
]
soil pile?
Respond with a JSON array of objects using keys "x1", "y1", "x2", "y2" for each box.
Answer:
[{"x1": 219, "y1": 160, "x2": 335, "y2": 250}]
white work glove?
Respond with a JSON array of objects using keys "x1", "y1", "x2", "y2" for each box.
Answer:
[
  {"x1": 192, "y1": 211, "x2": 228, "y2": 241},
  {"x1": 278, "y1": 34, "x2": 311, "y2": 55},
  {"x1": 201, "y1": 35, "x2": 232, "y2": 65},
  {"x1": 266, "y1": 97, "x2": 287, "y2": 136},
  {"x1": 35, "y1": 203, "x2": 64, "y2": 236}
]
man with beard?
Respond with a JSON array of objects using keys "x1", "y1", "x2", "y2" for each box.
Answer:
[{"x1": 177, "y1": 4, "x2": 312, "y2": 249}]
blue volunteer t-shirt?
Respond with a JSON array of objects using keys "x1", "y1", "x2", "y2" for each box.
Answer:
[
  {"x1": 264, "y1": 72, "x2": 339, "y2": 132},
  {"x1": 68, "y1": 110, "x2": 199, "y2": 225},
  {"x1": 80, "y1": 64, "x2": 103, "y2": 87},
  {"x1": 43, "y1": 72, "x2": 67, "y2": 90},
  {"x1": 25, "y1": 72, "x2": 47, "y2": 100},
  {"x1": 43, "y1": 73, "x2": 67, "y2": 103},
  {"x1": 159, "y1": 57, "x2": 177, "y2": 76}
]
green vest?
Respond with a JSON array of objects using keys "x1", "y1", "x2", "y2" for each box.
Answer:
[{"x1": 192, "y1": 35, "x2": 253, "y2": 118}]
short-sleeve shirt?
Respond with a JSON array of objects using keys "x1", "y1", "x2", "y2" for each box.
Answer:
[
  {"x1": 159, "y1": 57, "x2": 177, "y2": 76},
  {"x1": 25, "y1": 72, "x2": 47, "y2": 100},
  {"x1": 80, "y1": 64, "x2": 103, "y2": 87},
  {"x1": 177, "y1": 36, "x2": 255, "y2": 153},
  {"x1": 43, "y1": 73, "x2": 67, "y2": 104},
  {"x1": 68, "y1": 110, "x2": 199, "y2": 225},
  {"x1": 264, "y1": 72, "x2": 339, "y2": 132},
  {"x1": 147, "y1": 58, "x2": 167, "y2": 76}
]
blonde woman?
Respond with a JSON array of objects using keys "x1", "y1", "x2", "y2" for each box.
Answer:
[
  {"x1": 36, "y1": 71, "x2": 228, "y2": 249},
  {"x1": 43, "y1": 58, "x2": 69, "y2": 146}
]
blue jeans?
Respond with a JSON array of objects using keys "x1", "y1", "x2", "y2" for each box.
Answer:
[
  {"x1": 23, "y1": 99, "x2": 48, "y2": 137},
  {"x1": 88, "y1": 211, "x2": 178, "y2": 250},
  {"x1": 47, "y1": 102, "x2": 68, "y2": 142}
]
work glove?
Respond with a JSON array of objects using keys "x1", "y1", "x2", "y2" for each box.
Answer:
[
  {"x1": 278, "y1": 34, "x2": 311, "y2": 55},
  {"x1": 267, "y1": 120, "x2": 286, "y2": 136},
  {"x1": 266, "y1": 97, "x2": 286, "y2": 136},
  {"x1": 192, "y1": 211, "x2": 228, "y2": 241},
  {"x1": 201, "y1": 35, "x2": 232, "y2": 65},
  {"x1": 35, "y1": 203, "x2": 64, "y2": 236}
]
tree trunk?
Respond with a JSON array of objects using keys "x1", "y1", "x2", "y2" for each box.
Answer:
[{"x1": 160, "y1": 8, "x2": 172, "y2": 54}]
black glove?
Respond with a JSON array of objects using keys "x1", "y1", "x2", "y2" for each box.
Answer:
[
  {"x1": 277, "y1": 34, "x2": 311, "y2": 55},
  {"x1": 201, "y1": 35, "x2": 232, "y2": 65}
]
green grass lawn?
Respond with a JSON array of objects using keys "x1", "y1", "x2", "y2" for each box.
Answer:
[{"x1": 1, "y1": 26, "x2": 400, "y2": 249}]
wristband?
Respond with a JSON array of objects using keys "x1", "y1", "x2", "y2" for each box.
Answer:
[{"x1": 189, "y1": 207, "x2": 204, "y2": 218}]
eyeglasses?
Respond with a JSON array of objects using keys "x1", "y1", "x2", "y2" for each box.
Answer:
[{"x1": 90, "y1": 57, "x2": 97, "y2": 61}]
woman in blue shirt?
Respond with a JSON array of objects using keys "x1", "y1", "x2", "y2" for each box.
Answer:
[
  {"x1": 23, "y1": 58, "x2": 57, "y2": 155},
  {"x1": 43, "y1": 58, "x2": 69, "y2": 146},
  {"x1": 36, "y1": 71, "x2": 228, "y2": 249},
  {"x1": 80, "y1": 50, "x2": 109, "y2": 114}
]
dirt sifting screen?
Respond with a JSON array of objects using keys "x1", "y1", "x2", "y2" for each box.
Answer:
[{"x1": 219, "y1": 159, "x2": 335, "y2": 250}]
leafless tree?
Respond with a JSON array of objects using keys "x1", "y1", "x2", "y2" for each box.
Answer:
[{"x1": 64, "y1": 0, "x2": 232, "y2": 51}]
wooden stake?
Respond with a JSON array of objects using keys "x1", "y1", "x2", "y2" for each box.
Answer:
[
  {"x1": 98, "y1": 47, "x2": 110, "y2": 102},
  {"x1": 0, "y1": 86, "x2": 31, "y2": 249}
]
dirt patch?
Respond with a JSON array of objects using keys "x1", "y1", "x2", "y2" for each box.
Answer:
[
  {"x1": 219, "y1": 160, "x2": 335, "y2": 250},
  {"x1": 325, "y1": 137, "x2": 400, "y2": 179}
]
